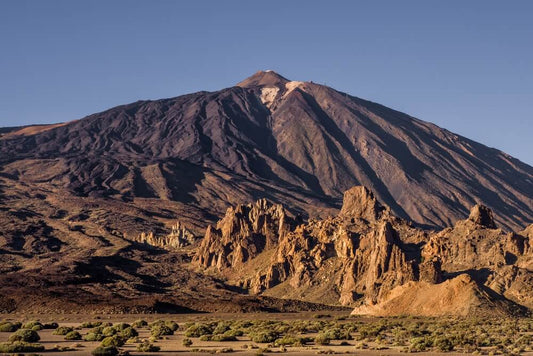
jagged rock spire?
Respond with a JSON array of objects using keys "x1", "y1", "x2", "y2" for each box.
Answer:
[
  {"x1": 339, "y1": 186, "x2": 388, "y2": 222},
  {"x1": 468, "y1": 204, "x2": 497, "y2": 229}
]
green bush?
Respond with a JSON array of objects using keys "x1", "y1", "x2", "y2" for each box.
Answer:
[
  {"x1": 90, "y1": 326, "x2": 104, "y2": 334},
  {"x1": 323, "y1": 327, "x2": 352, "y2": 340},
  {"x1": 410, "y1": 336, "x2": 432, "y2": 352},
  {"x1": 53, "y1": 326, "x2": 74, "y2": 335},
  {"x1": 165, "y1": 321, "x2": 179, "y2": 331},
  {"x1": 91, "y1": 345, "x2": 119, "y2": 356},
  {"x1": 184, "y1": 323, "x2": 213, "y2": 337},
  {"x1": 23, "y1": 321, "x2": 43, "y2": 330},
  {"x1": 65, "y1": 330, "x2": 82, "y2": 340},
  {"x1": 102, "y1": 326, "x2": 117, "y2": 337},
  {"x1": 213, "y1": 322, "x2": 231, "y2": 335},
  {"x1": 0, "y1": 341, "x2": 45, "y2": 353},
  {"x1": 81, "y1": 321, "x2": 103, "y2": 328},
  {"x1": 314, "y1": 333, "x2": 331, "y2": 345},
  {"x1": 137, "y1": 341, "x2": 161, "y2": 352},
  {"x1": 100, "y1": 335, "x2": 125, "y2": 347},
  {"x1": 434, "y1": 336, "x2": 454, "y2": 352},
  {"x1": 274, "y1": 335, "x2": 306, "y2": 346},
  {"x1": 151, "y1": 324, "x2": 174, "y2": 338},
  {"x1": 183, "y1": 338, "x2": 193, "y2": 347},
  {"x1": 224, "y1": 329, "x2": 244, "y2": 337},
  {"x1": 132, "y1": 319, "x2": 148, "y2": 328},
  {"x1": 113, "y1": 322, "x2": 130, "y2": 331},
  {"x1": 8, "y1": 328, "x2": 40, "y2": 342},
  {"x1": 250, "y1": 331, "x2": 279, "y2": 343},
  {"x1": 84, "y1": 332, "x2": 105, "y2": 342},
  {"x1": 120, "y1": 326, "x2": 138, "y2": 339},
  {"x1": 0, "y1": 321, "x2": 22, "y2": 332}
]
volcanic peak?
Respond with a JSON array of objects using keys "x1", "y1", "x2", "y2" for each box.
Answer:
[{"x1": 237, "y1": 70, "x2": 290, "y2": 88}]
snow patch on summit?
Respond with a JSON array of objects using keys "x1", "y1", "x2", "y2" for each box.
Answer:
[
  {"x1": 260, "y1": 87, "x2": 280, "y2": 109},
  {"x1": 284, "y1": 81, "x2": 306, "y2": 97}
]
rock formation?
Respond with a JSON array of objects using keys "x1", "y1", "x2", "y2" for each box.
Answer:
[
  {"x1": 193, "y1": 186, "x2": 424, "y2": 307},
  {"x1": 193, "y1": 199, "x2": 294, "y2": 269},
  {"x1": 192, "y1": 185, "x2": 533, "y2": 316},
  {"x1": 136, "y1": 221, "x2": 197, "y2": 248},
  {"x1": 351, "y1": 274, "x2": 526, "y2": 317}
]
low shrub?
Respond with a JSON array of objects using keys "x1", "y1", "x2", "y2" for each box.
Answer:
[
  {"x1": 210, "y1": 333, "x2": 238, "y2": 342},
  {"x1": 137, "y1": 341, "x2": 161, "y2": 352},
  {"x1": 23, "y1": 321, "x2": 43, "y2": 330},
  {"x1": 151, "y1": 324, "x2": 174, "y2": 338},
  {"x1": 274, "y1": 335, "x2": 306, "y2": 347},
  {"x1": 126, "y1": 336, "x2": 140, "y2": 344},
  {"x1": 314, "y1": 333, "x2": 331, "y2": 345},
  {"x1": 213, "y1": 322, "x2": 231, "y2": 335},
  {"x1": 90, "y1": 326, "x2": 104, "y2": 334},
  {"x1": 113, "y1": 322, "x2": 130, "y2": 331},
  {"x1": 183, "y1": 338, "x2": 193, "y2": 347},
  {"x1": 0, "y1": 321, "x2": 22, "y2": 332},
  {"x1": 81, "y1": 321, "x2": 103, "y2": 328},
  {"x1": 84, "y1": 332, "x2": 105, "y2": 342},
  {"x1": 91, "y1": 345, "x2": 119, "y2": 356},
  {"x1": 65, "y1": 330, "x2": 82, "y2": 340},
  {"x1": 120, "y1": 327, "x2": 138, "y2": 339},
  {"x1": 100, "y1": 335, "x2": 125, "y2": 348},
  {"x1": 0, "y1": 341, "x2": 45, "y2": 353},
  {"x1": 8, "y1": 328, "x2": 40, "y2": 342},
  {"x1": 434, "y1": 336, "x2": 454, "y2": 352},
  {"x1": 102, "y1": 326, "x2": 117, "y2": 337},
  {"x1": 323, "y1": 327, "x2": 352, "y2": 340},
  {"x1": 184, "y1": 323, "x2": 213, "y2": 337},
  {"x1": 132, "y1": 319, "x2": 148, "y2": 328},
  {"x1": 410, "y1": 336, "x2": 432, "y2": 352},
  {"x1": 165, "y1": 321, "x2": 179, "y2": 331},
  {"x1": 225, "y1": 329, "x2": 244, "y2": 337},
  {"x1": 53, "y1": 326, "x2": 74, "y2": 335},
  {"x1": 250, "y1": 330, "x2": 279, "y2": 343}
]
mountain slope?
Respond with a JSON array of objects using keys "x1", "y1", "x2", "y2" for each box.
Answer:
[{"x1": 1, "y1": 70, "x2": 532, "y2": 235}]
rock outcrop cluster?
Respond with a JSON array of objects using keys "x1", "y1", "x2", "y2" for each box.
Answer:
[
  {"x1": 137, "y1": 221, "x2": 197, "y2": 248},
  {"x1": 194, "y1": 186, "x2": 533, "y2": 316},
  {"x1": 193, "y1": 199, "x2": 294, "y2": 269}
]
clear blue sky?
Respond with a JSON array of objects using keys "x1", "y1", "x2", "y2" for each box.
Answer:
[{"x1": 1, "y1": 1, "x2": 532, "y2": 165}]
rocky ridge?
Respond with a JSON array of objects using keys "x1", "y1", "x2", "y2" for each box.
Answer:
[{"x1": 193, "y1": 185, "x2": 533, "y2": 316}]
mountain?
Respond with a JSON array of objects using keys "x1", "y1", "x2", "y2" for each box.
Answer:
[
  {"x1": 1, "y1": 70, "x2": 532, "y2": 235},
  {"x1": 0, "y1": 70, "x2": 532, "y2": 314}
]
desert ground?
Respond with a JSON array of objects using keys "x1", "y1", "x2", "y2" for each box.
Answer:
[{"x1": 1, "y1": 312, "x2": 532, "y2": 355}]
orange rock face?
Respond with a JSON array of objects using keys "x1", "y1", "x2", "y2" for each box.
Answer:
[
  {"x1": 194, "y1": 185, "x2": 533, "y2": 315},
  {"x1": 194, "y1": 199, "x2": 293, "y2": 269}
]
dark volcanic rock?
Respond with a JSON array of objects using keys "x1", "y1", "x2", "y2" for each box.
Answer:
[{"x1": 1, "y1": 70, "x2": 531, "y2": 232}]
